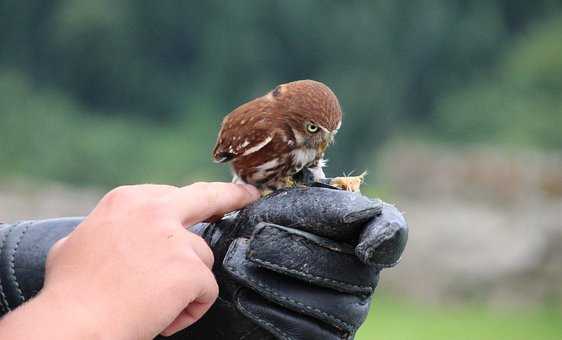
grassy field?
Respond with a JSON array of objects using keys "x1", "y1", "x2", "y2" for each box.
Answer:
[{"x1": 357, "y1": 296, "x2": 562, "y2": 340}]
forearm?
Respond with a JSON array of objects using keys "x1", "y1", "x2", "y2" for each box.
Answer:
[
  {"x1": 0, "y1": 288, "x2": 126, "y2": 340},
  {"x1": 0, "y1": 291, "x2": 90, "y2": 339}
]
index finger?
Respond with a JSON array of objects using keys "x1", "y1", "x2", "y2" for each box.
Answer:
[{"x1": 169, "y1": 182, "x2": 260, "y2": 227}]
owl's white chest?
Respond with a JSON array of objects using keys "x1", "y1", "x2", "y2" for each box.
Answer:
[{"x1": 291, "y1": 148, "x2": 317, "y2": 171}]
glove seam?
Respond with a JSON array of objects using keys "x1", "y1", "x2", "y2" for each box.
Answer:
[
  {"x1": 250, "y1": 226, "x2": 374, "y2": 293},
  {"x1": 237, "y1": 297, "x2": 349, "y2": 340},
  {"x1": 236, "y1": 298, "x2": 294, "y2": 340},
  {"x1": 251, "y1": 257, "x2": 373, "y2": 294},
  {"x1": 8, "y1": 221, "x2": 31, "y2": 304},
  {"x1": 225, "y1": 240, "x2": 356, "y2": 333},
  {"x1": 254, "y1": 224, "x2": 347, "y2": 253},
  {"x1": 0, "y1": 222, "x2": 19, "y2": 313}
]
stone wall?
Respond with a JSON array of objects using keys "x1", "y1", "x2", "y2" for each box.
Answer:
[{"x1": 377, "y1": 143, "x2": 562, "y2": 306}]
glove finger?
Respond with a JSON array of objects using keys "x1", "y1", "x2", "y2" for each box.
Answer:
[
  {"x1": 248, "y1": 223, "x2": 379, "y2": 295},
  {"x1": 236, "y1": 288, "x2": 350, "y2": 340},
  {"x1": 224, "y1": 238, "x2": 371, "y2": 333},
  {"x1": 157, "y1": 295, "x2": 275, "y2": 340},
  {"x1": 355, "y1": 202, "x2": 408, "y2": 266},
  {"x1": 238, "y1": 187, "x2": 383, "y2": 241}
]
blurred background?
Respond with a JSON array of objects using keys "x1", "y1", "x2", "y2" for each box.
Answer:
[{"x1": 1, "y1": 1, "x2": 561, "y2": 339}]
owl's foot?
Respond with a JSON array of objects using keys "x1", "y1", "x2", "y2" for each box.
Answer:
[
  {"x1": 258, "y1": 176, "x2": 298, "y2": 196},
  {"x1": 260, "y1": 189, "x2": 273, "y2": 197},
  {"x1": 328, "y1": 172, "x2": 367, "y2": 192},
  {"x1": 283, "y1": 176, "x2": 297, "y2": 188}
]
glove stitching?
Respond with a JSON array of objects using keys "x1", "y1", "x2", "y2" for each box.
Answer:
[
  {"x1": 251, "y1": 257, "x2": 372, "y2": 293},
  {"x1": 0, "y1": 222, "x2": 19, "y2": 313},
  {"x1": 252, "y1": 225, "x2": 333, "y2": 252},
  {"x1": 225, "y1": 241, "x2": 356, "y2": 332},
  {"x1": 238, "y1": 299, "x2": 349, "y2": 340},
  {"x1": 250, "y1": 226, "x2": 374, "y2": 293},
  {"x1": 230, "y1": 264, "x2": 355, "y2": 332},
  {"x1": 8, "y1": 221, "x2": 31, "y2": 303},
  {"x1": 236, "y1": 300, "x2": 293, "y2": 340}
]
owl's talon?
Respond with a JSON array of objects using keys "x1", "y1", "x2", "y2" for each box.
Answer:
[
  {"x1": 260, "y1": 189, "x2": 274, "y2": 197},
  {"x1": 284, "y1": 177, "x2": 297, "y2": 188}
]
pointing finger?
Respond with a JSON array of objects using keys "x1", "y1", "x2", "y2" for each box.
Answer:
[{"x1": 169, "y1": 182, "x2": 260, "y2": 227}]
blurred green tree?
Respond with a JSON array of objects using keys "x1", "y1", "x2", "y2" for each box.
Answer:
[
  {"x1": 434, "y1": 15, "x2": 562, "y2": 149},
  {"x1": 0, "y1": 0, "x2": 561, "y2": 186}
]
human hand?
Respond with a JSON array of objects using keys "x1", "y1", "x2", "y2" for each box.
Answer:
[{"x1": 42, "y1": 183, "x2": 259, "y2": 339}]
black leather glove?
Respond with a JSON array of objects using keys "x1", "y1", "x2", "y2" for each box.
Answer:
[
  {"x1": 166, "y1": 187, "x2": 408, "y2": 340},
  {"x1": 0, "y1": 217, "x2": 80, "y2": 316},
  {"x1": 0, "y1": 187, "x2": 407, "y2": 340}
]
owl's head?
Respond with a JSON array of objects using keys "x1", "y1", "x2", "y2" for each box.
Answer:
[{"x1": 267, "y1": 80, "x2": 342, "y2": 151}]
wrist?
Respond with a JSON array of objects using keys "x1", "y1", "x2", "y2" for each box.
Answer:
[
  {"x1": 0, "y1": 287, "x2": 120, "y2": 340},
  {"x1": 35, "y1": 285, "x2": 131, "y2": 339},
  {"x1": 36, "y1": 287, "x2": 107, "y2": 339}
]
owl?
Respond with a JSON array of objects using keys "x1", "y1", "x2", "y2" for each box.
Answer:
[{"x1": 212, "y1": 80, "x2": 343, "y2": 192}]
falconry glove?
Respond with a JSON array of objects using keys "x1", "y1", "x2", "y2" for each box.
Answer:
[{"x1": 164, "y1": 187, "x2": 408, "y2": 340}]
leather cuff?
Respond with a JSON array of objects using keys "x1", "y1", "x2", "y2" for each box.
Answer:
[{"x1": 0, "y1": 218, "x2": 82, "y2": 316}]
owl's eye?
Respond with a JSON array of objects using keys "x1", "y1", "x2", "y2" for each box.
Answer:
[{"x1": 306, "y1": 123, "x2": 319, "y2": 133}]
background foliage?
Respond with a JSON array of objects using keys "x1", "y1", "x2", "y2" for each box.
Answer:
[{"x1": 1, "y1": 0, "x2": 561, "y2": 187}]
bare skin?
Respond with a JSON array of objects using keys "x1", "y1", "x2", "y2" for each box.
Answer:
[{"x1": 0, "y1": 182, "x2": 260, "y2": 339}]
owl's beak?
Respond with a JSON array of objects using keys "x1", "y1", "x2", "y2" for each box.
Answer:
[
  {"x1": 327, "y1": 130, "x2": 337, "y2": 144},
  {"x1": 319, "y1": 134, "x2": 334, "y2": 153},
  {"x1": 316, "y1": 125, "x2": 337, "y2": 152}
]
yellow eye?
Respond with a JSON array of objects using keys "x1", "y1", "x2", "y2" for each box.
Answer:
[{"x1": 306, "y1": 123, "x2": 319, "y2": 133}]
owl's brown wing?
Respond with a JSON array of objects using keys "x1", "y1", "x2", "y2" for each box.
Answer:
[{"x1": 212, "y1": 100, "x2": 278, "y2": 163}]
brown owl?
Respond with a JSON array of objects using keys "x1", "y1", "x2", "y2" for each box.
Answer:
[{"x1": 212, "y1": 80, "x2": 343, "y2": 192}]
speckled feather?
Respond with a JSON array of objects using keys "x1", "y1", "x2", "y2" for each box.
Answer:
[{"x1": 212, "y1": 80, "x2": 343, "y2": 190}]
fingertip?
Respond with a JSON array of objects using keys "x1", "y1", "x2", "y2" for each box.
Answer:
[
  {"x1": 160, "y1": 312, "x2": 193, "y2": 337},
  {"x1": 173, "y1": 182, "x2": 260, "y2": 226},
  {"x1": 160, "y1": 300, "x2": 214, "y2": 336}
]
